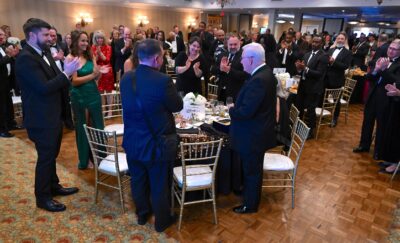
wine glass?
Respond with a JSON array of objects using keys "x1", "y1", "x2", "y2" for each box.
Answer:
[{"x1": 226, "y1": 97, "x2": 233, "y2": 107}]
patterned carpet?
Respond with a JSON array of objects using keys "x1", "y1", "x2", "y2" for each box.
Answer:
[
  {"x1": 389, "y1": 206, "x2": 400, "y2": 242},
  {"x1": 0, "y1": 137, "x2": 176, "y2": 243}
]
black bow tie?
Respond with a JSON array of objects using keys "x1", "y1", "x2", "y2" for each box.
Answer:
[
  {"x1": 336, "y1": 47, "x2": 343, "y2": 50},
  {"x1": 41, "y1": 50, "x2": 48, "y2": 57}
]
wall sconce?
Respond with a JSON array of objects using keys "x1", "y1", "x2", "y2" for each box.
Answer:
[
  {"x1": 187, "y1": 18, "x2": 197, "y2": 29},
  {"x1": 76, "y1": 13, "x2": 93, "y2": 27},
  {"x1": 137, "y1": 16, "x2": 149, "y2": 27}
]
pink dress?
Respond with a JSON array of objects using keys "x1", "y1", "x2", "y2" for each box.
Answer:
[{"x1": 92, "y1": 45, "x2": 115, "y2": 92}]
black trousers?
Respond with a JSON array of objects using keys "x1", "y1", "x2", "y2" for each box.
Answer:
[
  {"x1": 128, "y1": 158, "x2": 173, "y2": 231},
  {"x1": 239, "y1": 151, "x2": 265, "y2": 210},
  {"x1": 296, "y1": 92, "x2": 320, "y2": 129},
  {"x1": 62, "y1": 87, "x2": 74, "y2": 128},
  {"x1": 27, "y1": 126, "x2": 63, "y2": 202},
  {"x1": 0, "y1": 89, "x2": 15, "y2": 133}
]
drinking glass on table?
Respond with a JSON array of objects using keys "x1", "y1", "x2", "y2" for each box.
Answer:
[
  {"x1": 178, "y1": 91, "x2": 185, "y2": 99},
  {"x1": 226, "y1": 96, "x2": 234, "y2": 108}
]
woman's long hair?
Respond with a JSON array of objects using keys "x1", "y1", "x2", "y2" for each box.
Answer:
[{"x1": 70, "y1": 30, "x2": 93, "y2": 61}]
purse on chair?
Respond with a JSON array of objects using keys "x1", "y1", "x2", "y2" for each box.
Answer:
[{"x1": 131, "y1": 72, "x2": 179, "y2": 162}]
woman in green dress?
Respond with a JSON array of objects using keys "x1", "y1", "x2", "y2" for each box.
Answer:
[{"x1": 68, "y1": 31, "x2": 105, "y2": 169}]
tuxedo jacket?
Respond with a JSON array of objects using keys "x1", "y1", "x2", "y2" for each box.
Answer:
[
  {"x1": 229, "y1": 65, "x2": 277, "y2": 154},
  {"x1": 175, "y1": 34, "x2": 185, "y2": 54},
  {"x1": 15, "y1": 45, "x2": 70, "y2": 129},
  {"x1": 369, "y1": 42, "x2": 389, "y2": 68},
  {"x1": 325, "y1": 47, "x2": 352, "y2": 88},
  {"x1": 114, "y1": 38, "x2": 132, "y2": 72},
  {"x1": 352, "y1": 41, "x2": 370, "y2": 67},
  {"x1": 276, "y1": 43, "x2": 299, "y2": 77},
  {"x1": 0, "y1": 49, "x2": 14, "y2": 92},
  {"x1": 214, "y1": 50, "x2": 249, "y2": 101},
  {"x1": 120, "y1": 64, "x2": 183, "y2": 162},
  {"x1": 298, "y1": 49, "x2": 329, "y2": 95}
]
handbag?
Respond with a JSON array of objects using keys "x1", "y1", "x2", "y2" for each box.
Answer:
[{"x1": 131, "y1": 71, "x2": 179, "y2": 161}]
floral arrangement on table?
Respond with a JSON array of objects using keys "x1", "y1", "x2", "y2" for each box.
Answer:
[
  {"x1": 275, "y1": 72, "x2": 291, "y2": 89},
  {"x1": 181, "y1": 92, "x2": 207, "y2": 120}
]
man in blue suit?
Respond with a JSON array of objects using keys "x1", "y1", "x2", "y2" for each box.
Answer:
[
  {"x1": 120, "y1": 39, "x2": 183, "y2": 232},
  {"x1": 15, "y1": 18, "x2": 80, "y2": 212},
  {"x1": 229, "y1": 43, "x2": 277, "y2": 214}
]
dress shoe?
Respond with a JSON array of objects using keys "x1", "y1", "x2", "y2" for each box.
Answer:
[
  {"x1": 232, "y1": 205, "x2": 257, "y2": 214},
  {"x1": 378, "y1": 161, "x2": 397, "y2": 168},
  {"x1": 373, "y1": 153, "x2": 379, "y2": 160},
  {"x1": 330, "y1": 119, "x2": 337, "y2": 128},
  {"x1": 352, "y1": 146, "x2": 369, "y2": 153},
  {"x1": 137, "y1": 214, "x2": 149, "y2": 225},
  {"x1": 9, "y1": 124, "x2": 24, "y2": 130},
  {"x1": 37, "y1": 199, "x2": 66, "y2": 212},
  {"x1": 155, "y1": 215, "x2": 177, "y2": 232},
  {"x1": 0, "y1": 132, "x2": 14, "y2": 138},
  {"x1": 307, "y1": 130, "x2": 314, "y2": 140},
  {"x1": 52, "y1": 187, "x2": 79, "y2": 196}
]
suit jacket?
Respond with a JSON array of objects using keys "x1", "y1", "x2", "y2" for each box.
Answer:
[
  {"x1": 0, "y1": 49, "x2": 13, "y2": 92},
  {"x1": 366, "y1": 58, "x2": 400, "y2": 108},
  {"x1": 229, "y1": 64, "x2": 277, "y2": 154},
  {"x1": 15, "y1": 44, "x2": 70, "y2": 129},
  {"x1": 369, "y1": 42, "x2": 389, "y2": 68},
  {"x1": 114, "y1": 38, "x2": 132, "y2": 72},
  {"x1": 175, "y1": 34, "x2": 185, "y2": 54},
  {"x1": 352, "y1": 41, "x2": 370, "y2": 67},
  {"x1": 276, "y1": 43, "x2": 299, "y2": 77},
  {"x1": 298, "y1": 49, "x2": 329, "y2": 95},
  {"x1": 120, "y1": 64, "x2": 183, "y2": 162},
  {"x1": 214, "y1": 50, "x2": 249, "y2": 101},
  {"x1": 325, "y1": 47, "x2": 352, "y2": 88}
]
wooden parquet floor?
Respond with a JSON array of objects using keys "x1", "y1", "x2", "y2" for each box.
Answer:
[{"x1": 11, "y1": 104, "x2": 400, "y2": 242}]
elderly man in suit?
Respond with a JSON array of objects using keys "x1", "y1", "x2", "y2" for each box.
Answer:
[
  {"x1": 15, "y1": 18, "x2": 80, "y2": 212},
  {"x1": 229, "y1": 42, "x2": 276, "y2": 214},
  {"x1": 353, "y1": 39, "x2": 400, "y2": 159},
  {"x1": 114, "y1": 27, "x2": 132, "y2": 75},
  {"x1": 0, "y1": 28, "x2": 19, "y2": 138},
  {"x1": 324, "y1": 32, "x2": 353, "y2": 126},
  {"x1": 120, "y1": 39, "x2": 183, "y2": 232},
  {"x1": 295, "y1": 35, "x2": 329, "y2": 138},
  {"x1": 214, "y1": 34, "x2": 248, "y2": 102}
]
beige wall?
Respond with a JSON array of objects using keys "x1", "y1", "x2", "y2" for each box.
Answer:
[{"x1": 0, "y1": 0, "x2": 199, "y2": 42}]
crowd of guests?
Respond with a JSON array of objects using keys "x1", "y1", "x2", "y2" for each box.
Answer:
[{"x1": 1, "y1": 17, "x2": 400, "y2": 233}]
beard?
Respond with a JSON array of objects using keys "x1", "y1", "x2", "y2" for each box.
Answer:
[
  {"x1": 336, "y1": 43, "x2": 344, "y2": 48},
  {"x1": 36, "y1": 38, "x2": 50, "y2": 52}
]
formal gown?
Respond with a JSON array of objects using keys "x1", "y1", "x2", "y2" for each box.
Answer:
[
  {"x1": 70, "y1": 60, "x2": 104, "y2": 169},
  {"x1": 92, "y1": 45, "x2": 115, "y2": 92}
]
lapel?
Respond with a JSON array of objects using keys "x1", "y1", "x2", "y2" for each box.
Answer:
[
  {"x1": 307, "y1": 50, "x2": 320, "y2": 67},
  {"x1": 26, "y1": 45, "x2": 58, "y2": 77}
]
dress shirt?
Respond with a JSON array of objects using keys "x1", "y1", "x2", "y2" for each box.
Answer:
[
  {"x1": 251, "y1": 63, "x2": 266, "y2": 76},
  {"x1": 0, "y1": 46, "x2": 11, "y2": 76},
  {"x1": 332, "y1": 47, "x2": 343, "y2": 59},
  {"x1": 50, "y1": 45, "x2": 63, "y2": 71}
]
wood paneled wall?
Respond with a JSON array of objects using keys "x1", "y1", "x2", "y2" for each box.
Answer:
[{"x1": 0, "y1": 0, "x2": 199, "y2": 42}]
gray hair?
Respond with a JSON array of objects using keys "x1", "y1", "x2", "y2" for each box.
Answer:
[
  {"x1": 242, "y1": 42, "x2": 265, "y2": 62},
  {"x1": 92, "y1": 30, "x2": 106, "y2": 46}
]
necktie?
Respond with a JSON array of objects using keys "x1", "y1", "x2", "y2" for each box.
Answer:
[
  {"x1": 307, "y1": 51, "x2": 316, "y2": 64},
  {"x1": 228, "y1": 53, "x2": 234, "y2": 64}
]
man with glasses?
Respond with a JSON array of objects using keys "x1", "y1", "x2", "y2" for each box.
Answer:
[
  {"x1": 354, "y1": 39, "x2": 400, "y2": 160},
  {"x1": 229, "y1": 43, "x2": 276, "y2": 214}
]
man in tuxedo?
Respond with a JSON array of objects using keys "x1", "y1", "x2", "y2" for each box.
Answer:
[
  {"x1": 0, "y1": 28, "x2": 19, "y2": 138},
  {"x1": 368, "y1": 33, "x2": 389, "y2": 69},
  {"x1": 214, "y1": 34, "x2": 248, "y2": 102},
  {"x1": 114, "y1": 27, "x2": 132, "y2": 75},
  {"x1": 171, "y1": 25, "x2": 185, "y2": 59},
  {"x1": 276, "y1": 31, "x2": 299, "y2": 77},
  {"x1": 49, "y1": 27, "x2": 74, "y2": 130},
  {"x1": 351, "y1": 33, "x2": 370, "y2": 70},
  {"x1": 120, "y1": 39, "x2": 182, "y2": 232},
  {"x1": 229, "y1": 43, "x2": 276, "y2": 214},
  {"x1": 295, "y1": 35, "x2": 329, "y2": 138},
  {"x1": 324, "y1": 32, "x2": 353, "y2": 126},
  {"x1": 294, "y1": 31, "x2": 303, "y2": 46},
  {"x1": 209, "y1": 29, "x2": 226, "y2": 65},
  {"x1": 353, "y1": 39, "x2": 400, "y2": 159},
  {"x1": 15, "y1": 18, "x2": 80, "y2": 212},
  {"x1": 192, "y1": 21, "x2": 214, "y2": 62}
]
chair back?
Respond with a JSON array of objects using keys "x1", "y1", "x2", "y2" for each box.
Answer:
[
  {"x1": 179, "y1": 139, "x2": 223, "y2": 187},
  {"x1": 287, "y1": 119, "x2": 310, "y2": 171},
  {"x1": 342, "y1": 78, "x2": 357, "y2": 103},
  {"x1": 115, "y1": 70, "x2": 121, "y2": 91},
  {"x1": 101, "y1": 91, "x2": 123, "y2": 122},
  {"x1": 208, "y1": 83, "x2": 219, "y2": 100},
  {"x1": 83, "y1": 125, "x2": 120, "y2": 173},
  {"x1": 289, "y1": 104, "x2": 300, "y2": 134},
  {"x1": 321, "y1": 88, "x2": 343, "y2": 115}
]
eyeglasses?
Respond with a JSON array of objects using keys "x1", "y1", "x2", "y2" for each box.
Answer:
[
  {"x1": 241, "y1": 56, "x2": 253, "y2": 60},
  {"x1": 389, "y1": 47, "x2": 400, "y2": 51}
]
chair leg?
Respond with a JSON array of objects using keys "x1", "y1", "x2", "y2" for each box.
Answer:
[
  {"x1": 178, "y1": 188, "x2": 185, "y2": 230},
  {"x1": 390, "y1": 162, "x2": 400, "y2": 185},
  {"x1": 291, "y1": 181, "x2": 295, "y2": 209},
  {"x1": 315, "y1": 124, "x2": 320, "y2": 140},
  {"x1": 212, "y1": 186, "x2": 218, "y2": 224},
  {"x1": 171, "y1": 181, "x2": 175, "y2": 216},
  {"x1": 117, "y1": 176, "x2": 125, "y2": 213},
  {"x1": 94, "y1": 172, "x2": 99, "y2": 204}
]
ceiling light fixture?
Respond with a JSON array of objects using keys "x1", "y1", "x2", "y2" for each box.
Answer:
[
  {"x1": 276, "y1": 20, "x2": 286, "y2": 24},
  {"x1": 209, "y1": 0, "x2": 235, "y2": 9},
  {"x1": 348, "y1": 21, "x2": 359, "y2": 25}
]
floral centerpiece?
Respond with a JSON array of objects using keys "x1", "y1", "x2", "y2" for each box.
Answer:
[
  {"x1": 275, "y1": 72, "x2": 291, "y2": 89},
  {"x1": 181, "y1": 92, "x2": 207, "y2": 120}
]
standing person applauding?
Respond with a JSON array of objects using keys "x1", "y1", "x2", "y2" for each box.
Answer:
[
  {"x1": 16, "y1": 18, "x2": 80, "y2": 212},
  {"x1": 175, "y1": 36, "x2": 209, "y2": 95}
]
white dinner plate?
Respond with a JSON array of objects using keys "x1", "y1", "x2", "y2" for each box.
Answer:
[{"x1": 176, "y1": 123, "x2": 193, "y2": 129}]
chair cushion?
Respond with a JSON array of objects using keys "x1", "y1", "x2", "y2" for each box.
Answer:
[
  {"x1": 104, "y1": 124, "x2": 124, "y2": 136},
  {"x1": 315, "y1": 107, "x2": 331, "y2": 116},
  {"x1": 98, "y1": 152, "x2": 129, "y2": 175},
  {"x1": 340, "y1": 98, "x2": 347, "y2": 104},
  {"x1": 263, "y1": 153, "x2": 294, "y2": 171},
  {"x1": 12, "y1": 96, "x2": 22, "y2": 105},
  {"x1": 173, "y1": 166, "x2": 212, "y2": 188}
]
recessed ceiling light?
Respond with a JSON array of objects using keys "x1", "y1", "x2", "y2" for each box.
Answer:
[
  {"x1": 342, "y1": 10, "x2": 345, "y2": 13},
  {"x1": 276, "y1": 20, "x2": 286, "y2": 24},
  {"x1": 377, "y1": 22, "x2": 386, "y2": 25},
  {"x1": 348, "y1": 21, "x2": 359, "y2": 25},
  {"x1": 385, "y1": 23, "x2": 391, "y2": 26}
]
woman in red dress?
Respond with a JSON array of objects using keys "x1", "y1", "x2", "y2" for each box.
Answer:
[{"x1": 91, "y1": 30, "x2": 114, "y2": 92}]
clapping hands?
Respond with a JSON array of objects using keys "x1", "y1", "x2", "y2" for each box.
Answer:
[
  {"x1": 375, "y1": 57, "x2": 390, "y2": 72},
  {"x1": 220, "y1": 56, "x2": 231, "y2": 73},
  {"x1": 63, "y1": 57, "x2": 80, "y2": 77},
  {"x1": 385, "y1": 83, "x2": 400, "y2": 97},
  {"x1": 193, "y1": 61, "x2": 201, "y2": 73}
]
